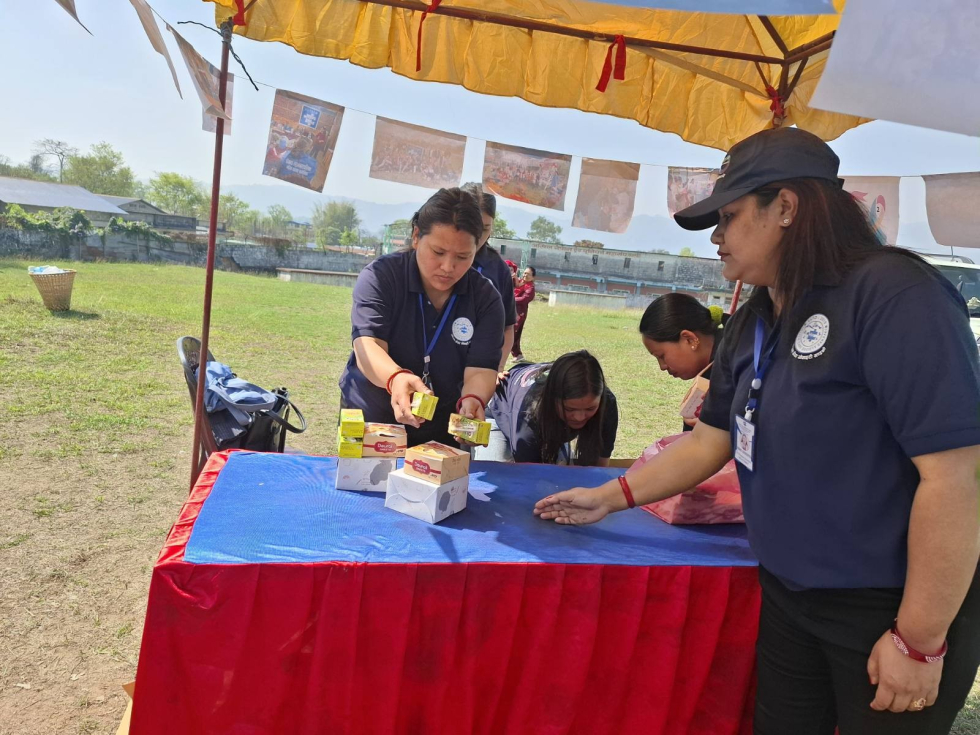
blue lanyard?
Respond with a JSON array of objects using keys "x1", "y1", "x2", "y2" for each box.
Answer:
[
  {"x1": 476, "y1": 265, "x2": 484, "y2": 274},
  {"x1": 744, "y1": 317, "x2": 780, "y2": 421},
  {"x1": 418, "y1": 293, "x2": 457, "y2": 387}
]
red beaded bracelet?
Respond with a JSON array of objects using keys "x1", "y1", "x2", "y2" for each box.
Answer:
[
  {"x1": 890, "y1": 624, "x2": 948, "y2": 663},
  {"x1": 618, "y1": 475, "x2": 636, "y2": 509},
  {"x1": 456, "y1": 394, "x2": 487, "y2": 412},
  {"x1": 386, "y1": 368, "x2": 413, "y2": 395}
]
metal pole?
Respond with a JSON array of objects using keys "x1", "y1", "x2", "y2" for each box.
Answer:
[
  {"x1": 190, "y1": 20, "x2": 233, "y2": 490},
  {"x1": 728, "y1": 280, "x2": 744, "y2": 313}
]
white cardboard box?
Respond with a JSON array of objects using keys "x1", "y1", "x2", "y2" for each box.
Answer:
[
  {"x1": 384, "y1": 468, "x2": 468, "y2": 524},
  {"x1": 335, "y1": 458, "x2": 396, "y2": 492}
]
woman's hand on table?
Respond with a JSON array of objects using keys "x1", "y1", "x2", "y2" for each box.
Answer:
[
  {"x1": 867, "y1": 629, "x2": 942, "y2": 713},
  {"x1": 534, "y1": 482, "x2": 619, "y2": 525},
  {"x1": 390, "y1": 372, "x2": 430, "y2": 429}
]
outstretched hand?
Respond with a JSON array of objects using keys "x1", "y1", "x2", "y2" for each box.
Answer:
[
  {"x1": 534, "y1": 487, "x2": 610, "y2": 526},
  {"x1": 391, "y1": 373, "x2": 431, "y2": 429}
]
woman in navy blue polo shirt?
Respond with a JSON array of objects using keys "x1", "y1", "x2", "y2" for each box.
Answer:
[
  {"x1": 535, "y1": 128, "x2": 980, "y2": 734},
  {"x1": 486, "y1": 350, "x2": 618, "y2": 465},
  {"x1": 462, "y1": 183, "x2": 518, "y2": 372},
  {"x1": 639, "y1": 293, "x2": 728, "y2": 431},
  {"x1": 338, "y1": 188, "x2": 505, "y2": 446}
]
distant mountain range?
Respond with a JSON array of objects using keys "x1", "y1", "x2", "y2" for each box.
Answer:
[{"x1": 223, "y1": 183, "x2": 949, "y2": 259}]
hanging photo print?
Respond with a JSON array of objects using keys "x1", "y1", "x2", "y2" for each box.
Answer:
[
  {"x1": 842, "y1": 176, "x2": 900, "y2": 245},
  {"x1": 667, "y1": 167, "x2": 720, "y2": 216},
  {"x1": 483, "y1": 142, "x2": 571, "y2": 210},
  {"x1": 924, "y1": 173, "x2": 980, "y2": 250},
  {"x1": 128, "y1": 0, "x2": 181, "y2": 96},
  {"x1": 168, "y1": 26, "x2": 230, "y2": 121},
  {"x1": 370, "y1": 118, "x2": 466, "y2": 189},
  {"x1": 203, "y1": 64, "x2": 234, "y2": 135},
  {"x1": 263, "y1": 89, "x2": 345, "y2": 192},
  {"x1": 572, "y1": 159, "x2": 640, "y2": 233}
]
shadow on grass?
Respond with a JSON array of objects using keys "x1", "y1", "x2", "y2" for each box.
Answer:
[{"x1": 50, "y1": 310, "x2": 101, "y2": 321}]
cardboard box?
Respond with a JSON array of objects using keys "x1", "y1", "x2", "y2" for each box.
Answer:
[
  {"x1": 362, "y1": 423, "x2": 407, "y2": 458},
  {"x1": 337, "y1": 428, "x2": 363, "y2": 458},
  {"x1": 339, "y1": 408, "x2": 365, "y2": 438},
  {"x1": 404, "y1": 441, "x2": 470, "y2": 484},
  {"x1": 448, "y1": 413, "x2": 491, "y2": 446},
  {"x1": 411, "y1": 392, "x2": 439, "y2": 421},
  {"x1": 336, "y1": 457, "x2": 397, "y2": 492},
  {"x1": 679, "y1": 369, "x2": 712, "y2": 421},
  {"x1": 385, "y1": 468, "x2": 468, "y2": 524}
]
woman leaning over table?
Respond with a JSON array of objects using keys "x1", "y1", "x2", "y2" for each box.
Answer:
[
  {"x1": 338, "y1": 187, "x2": 505, "y2": 447},
  {"x1": 535, "y1": 127, "x2": 980, "y2": 735}
]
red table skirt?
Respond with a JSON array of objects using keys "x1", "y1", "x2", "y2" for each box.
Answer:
[{"x1": 133, "y1": 560, "x2": 759, "y2": 734}]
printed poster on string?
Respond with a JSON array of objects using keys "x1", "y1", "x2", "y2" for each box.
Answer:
[
  {"x1": 263, "y1": 89, "x2": 345, "y2": 193},
  {"x1": 842, "y1": 177, "x2": 900, "y2": 245},
  {"x1": 203, "y1": 64, "x2": 234, "y2": 135},
  {"x1": 168, "y1": 26, "x2": 229, "y2": 122},
  {"x1": 573, "y1": 159, "x2": 640, "y2": 234},
  {"x1": 923, "y1": 173, "x2": 980, "y2": 250},
  {"x1": 370, "y1": 118, "x2": 466, "y2": 189},
  {"x1": 667, "y1": 167, "x2": 720, "y2": 216},
  {"x1": 483, "y1": 143, "x2": 572, "y2": 211}
]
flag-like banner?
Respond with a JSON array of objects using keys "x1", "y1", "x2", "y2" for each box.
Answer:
[
  {"x1": 53, "y1": 0, "x2": 91, "y2": 33},
  {"x1": 667, "y1": 167, "x2": 720, "y2": 216},
  {"x1": 842, "y1": 176, "x2": 900, "y2": 245},
  {"x1": 483, "y1": 143, "x2": 572, "y2": 211},
  {"x1": 924, "y1": 173, "x2": 980, "y2": 250},
  {"x1": 128, "y1": 0, "x2": 181, "y2": 97},
  {"x1": 573, "y1": 159, "x2": 640, "y2": 234},
  {"x1": 169, "y1": 26, "x2": 230, "y2": 121},
  {"x1": 263, "y1": 89, "x2": 344, "y2": 193},
  {"x1": 370, "y1": 118, "x2": 466, "y2": 190},
  {"x1": 203, "y1": 64, "x2": 234, "y2": 135}
]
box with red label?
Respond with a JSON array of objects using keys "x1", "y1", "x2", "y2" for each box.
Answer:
[
  {"x1": 362, "y1": 423, "x2": 407, "y2": 458},
  {"x1": 630, "y1": 434, "x2": 743, "y2": 525},
  {"x1": 403, "y1": 441, "x2": 470, "y2": 484},
  {"x1": 384, "y1": 468, "x2": 468, "y2": 524}
]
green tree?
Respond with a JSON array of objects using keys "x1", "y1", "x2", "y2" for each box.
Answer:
[
  {"x1": 527, "y1": 216, "x2": 562, "y2": 244},
  {"x1": 678, "y1": 246, "x2": 696, "y2": 257},
  {"x1": 0, "y1": 154, "x2": 56, "y2": 182},
  {"x1": 63, "y1": 142, "x2": 136, "y2": 196},
  {"x1": 147, "y1": 173, "x2": 208, "y2": 217},
  {"x1": 218, "y1": 193, "x2": 256, "y2": 233},
  {"x1": 312, "y1": 201, "x2": 361, "y2": 249},
  {"x1": 492, "y1": 214, "x2": 516, "y2": 239},
  {"x1": 265, "y1": 204, "x2": 293, "y2": 238},
  {"x1": 33, "y1": 139, "x2": 77, "y2": 182},
  {"x1": 339, "y1": 228, "x2": 359, "y2": 252},
  {"x1": 573, "y1": 239, "x2": 604, "y2": 249}
]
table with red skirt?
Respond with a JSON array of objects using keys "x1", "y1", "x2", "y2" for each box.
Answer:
[{"x1": 131, "y1": 450, "x2": 761, "y2": 734}]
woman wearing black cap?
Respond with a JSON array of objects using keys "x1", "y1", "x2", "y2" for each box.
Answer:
[{"x1": 535, "y1": 127, "x2": 980, "y2": 734}]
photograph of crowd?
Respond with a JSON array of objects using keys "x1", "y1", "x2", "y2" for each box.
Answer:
[
  {"x1": 572, "y1": 159, "x2": 640, "y2": 233},
  {"x1": 369, "y1": 118, "x2": 465, "y2": 189},
  {"x1": 483, "y1": 142, "x2": 572, "y2": 210},
  {"x1": 262, "y1": 89, "x2": 345, "y2": 193},
  {"x1": 666, "y1": 167, "x2": 720, "y2": 216}
]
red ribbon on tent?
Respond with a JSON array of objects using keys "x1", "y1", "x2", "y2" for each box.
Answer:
[
  {"x1": 765, "y1": 85, "x2": 786, "y2": 122},
  {"x1": 596, "y1": 35, "x2": 627, "y2": 93},
  {"x1": 416, "y1": 0, "x2": 443, "y2": 72},
  {"x1": 232, "y1": 0, "x2": 247, "y2": 26}
]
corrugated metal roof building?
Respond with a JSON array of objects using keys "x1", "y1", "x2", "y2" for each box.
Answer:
[{"x1": 0, "y1": 176, "x2": 127, "y2": 226}]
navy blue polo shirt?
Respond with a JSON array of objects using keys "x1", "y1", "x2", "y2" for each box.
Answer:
[
  {"x1": 699, "y1": 251, "x2": 980, "y2": 589},
  {"x1": 488, "y1": 363, "x2": 619, "y2": 464},
  {"x1": 338, "y1": 250, "x2": 505, "y2": 446},
  {"x1": 473, "y1": 244, "x2": 518, "y2": 328}
]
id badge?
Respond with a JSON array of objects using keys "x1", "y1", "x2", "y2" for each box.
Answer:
[{"x1": 734, "y1": 415, "x2": 756, "y2": 471}]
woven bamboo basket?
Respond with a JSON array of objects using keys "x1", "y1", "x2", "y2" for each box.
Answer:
[{"x1": 30, "y1": 269, "x2": 77, "y2": 311}]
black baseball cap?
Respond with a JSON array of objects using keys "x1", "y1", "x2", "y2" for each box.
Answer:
[{"x1": 674, "y1": 127, "x2": 844, "y2": 231}]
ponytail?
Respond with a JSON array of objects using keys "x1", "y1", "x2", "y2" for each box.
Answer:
[{"x1": 639, "y1": 293, "x2": 728, "y2": 343}]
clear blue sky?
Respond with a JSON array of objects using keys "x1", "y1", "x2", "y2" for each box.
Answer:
[{"x1": 2, "y1": 1, "x2": 978, "y2": 251}]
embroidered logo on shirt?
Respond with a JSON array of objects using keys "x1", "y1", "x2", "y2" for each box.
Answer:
[
  {"x1": 792, "y1": 314, "x2": 830, "y2": 360},
  {"x1": 452, "y1": 317, "x2": 474, "y2": 345}
]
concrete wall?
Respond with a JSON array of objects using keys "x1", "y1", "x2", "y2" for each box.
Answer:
[
  {"x1": 548, "y1": 289, "x2": 627, "y2": 310},
  {"x1": 278, "y1": 268, "x2": 359, "y2": 287}
]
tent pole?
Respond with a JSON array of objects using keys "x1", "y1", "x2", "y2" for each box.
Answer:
[
  {"x1": 728, "y1": 281, "x2": 744, "y2": 314},
  {"x1": 190, "y1": 19, "x2": 233, "y2": 490}
]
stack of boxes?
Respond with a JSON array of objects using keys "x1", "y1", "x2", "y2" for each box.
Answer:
[
  {"x1": 385, "y1": 441, "x2": 470, "y2": 524},
  {"x1": 336, "y1": 409, "x2": 407, "y2": 492}
]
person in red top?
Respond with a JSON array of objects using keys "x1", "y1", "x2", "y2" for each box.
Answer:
[{"x1": 512, "y1": 266, "x2": 536, "y2": 362}]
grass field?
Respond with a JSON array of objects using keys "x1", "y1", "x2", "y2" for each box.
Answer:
[{"x1": 0, "y1": 258, "x2": 977, "y2": 734}]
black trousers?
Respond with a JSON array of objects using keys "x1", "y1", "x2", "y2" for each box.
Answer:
[{"x1": 754, "y1": 565, "x2": 980, "y2": 735}]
